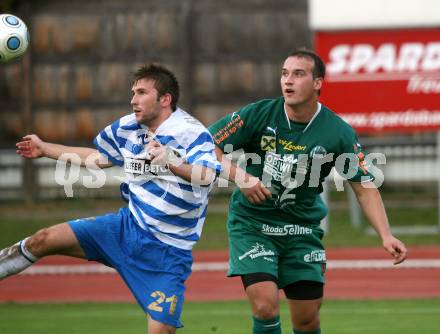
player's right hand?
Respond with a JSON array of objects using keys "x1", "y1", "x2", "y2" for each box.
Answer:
[
  {"x1": 239, "y1": 177, "x2": 272, "y2": 204},
  {"x1": 16, "y1": 134, "x2": 45, "y2": 159}
]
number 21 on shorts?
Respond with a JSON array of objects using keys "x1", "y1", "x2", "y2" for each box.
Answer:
[{"x1": 148, "y1": 290, "x2": 178, "y2": 315}]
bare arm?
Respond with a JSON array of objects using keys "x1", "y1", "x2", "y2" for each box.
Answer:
[
  {"x1": 148, "y1": 140, "x2": 216, "y2": 186},
  {"x1": 168, "y1": 162, "x2": 216, "y2": 186},
  {"x1": 215, "y1": 146, "x2": 271, "y2": 204},
  {"x1": 16, "y1": 134, "x2": 113, "y2": 169},
  {"x1": 349, "y1": 181, "x2": 408, "y2": 264}
]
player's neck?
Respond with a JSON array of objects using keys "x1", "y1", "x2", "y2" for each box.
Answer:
[
  {"x1": 285, "y1": 100, "x2": 319, "y2": 123},
  {"x1": 144, "y1": 108, "x2": 173, "y2": 133}
]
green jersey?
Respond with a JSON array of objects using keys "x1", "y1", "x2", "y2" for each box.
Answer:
[{"x1": 209, "y1": 97, "x2": 373, "y2": 224}]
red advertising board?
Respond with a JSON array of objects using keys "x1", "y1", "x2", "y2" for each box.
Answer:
[{"x1": 315, "y1": 29, "x2": 440, "y2": 133}]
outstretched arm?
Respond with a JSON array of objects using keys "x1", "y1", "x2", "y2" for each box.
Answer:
[
  {"x1": 349, "y1": 181, "x2": 408, "y2": 264},
  {"x1": 214, "y1": 146, "x2": 272, "y2": 204},
  {"x1": 16, "y1": 134, "x2": 113, "y2": 169}
]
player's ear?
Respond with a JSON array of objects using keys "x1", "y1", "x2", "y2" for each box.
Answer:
[
  {"x1": 159, "y1": 93, "x2": 172, "y2": 107},
  {"x1": 313, "y1": 77, "x2": 323, "y2": 91}
]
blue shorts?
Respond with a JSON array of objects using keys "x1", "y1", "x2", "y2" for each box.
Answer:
[{"x1": 68, "y1": 207, "x2": 192, "y2": 328}]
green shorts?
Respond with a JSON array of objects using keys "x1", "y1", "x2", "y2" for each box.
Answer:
[{"x1": 227, "y1": 211, "x2": 326, "y2": 288}]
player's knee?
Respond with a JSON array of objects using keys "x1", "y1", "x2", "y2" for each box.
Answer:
[
  {"x1": 253, "y1": 300, "x2": 279, "y2": 320},
  {"x1": 294, "y1": 313, "x2": 320, "y2": 332},
  {"x1": 27, "y1": 228, "x2": 53, "y2": 257}
]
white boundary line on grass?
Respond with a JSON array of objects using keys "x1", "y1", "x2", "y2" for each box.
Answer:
[{"x1": 18, "y1": 259, "x2": 440, "y2": 276}]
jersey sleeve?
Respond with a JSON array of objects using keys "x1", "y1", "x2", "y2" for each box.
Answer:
[
  {"x1": 185, "y1": 130, "x2": 222, "y2": 175},
  {"x1": 336, "y1": 127, "x2": 375, "y2": 183},
  {"x1": 93, "y1": 118, "x2": 125, "y2": 166},
  {"x1": 208, "y1": 103, "x2": 259, "y2": 152}
]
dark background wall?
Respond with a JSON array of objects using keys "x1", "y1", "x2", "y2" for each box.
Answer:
[{"x1": 0, "y1": 0, "x2": 310, "y2": 147}]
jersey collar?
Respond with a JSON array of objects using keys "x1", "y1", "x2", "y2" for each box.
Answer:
[{"x1": 283, "y1": 102, "x2": 322, "y2": 133}]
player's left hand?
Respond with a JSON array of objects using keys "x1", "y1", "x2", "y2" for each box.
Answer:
[
  {"x1": 147, "y1": 140, "x2": 182, "y2": 167},
  {"x1": 382, "y1": 235, "x2": 407, "y2": 265}
]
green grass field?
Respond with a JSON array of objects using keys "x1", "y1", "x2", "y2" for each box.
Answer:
[{"x1": 1, "y1": 299, "x2": 439, "y2": 334}]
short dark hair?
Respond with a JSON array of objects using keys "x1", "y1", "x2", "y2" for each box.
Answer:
[
  {"x1": 133, "y1": 63, "x2": 180, "y2": 111},
  {"x1": 288, "y1": 48, "x2": 326, "y2": 79}
]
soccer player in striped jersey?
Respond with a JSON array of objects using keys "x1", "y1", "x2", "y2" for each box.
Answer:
[{"x1": 0, "y1": 63, "x2": 221, "y2": 334}]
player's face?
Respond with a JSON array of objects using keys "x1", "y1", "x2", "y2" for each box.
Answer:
[
  {"x1": 280, "y1": 56, "x2": 322, "y2": 107},
  {"x1": 130, "y1": 79, "x2": 162, "y2": 125}
]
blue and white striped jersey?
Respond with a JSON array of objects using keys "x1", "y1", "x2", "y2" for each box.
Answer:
[{"x1": 94, "y1": 108, "x2": 221, "y2": 250}]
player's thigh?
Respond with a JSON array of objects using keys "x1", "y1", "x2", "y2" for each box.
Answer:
[
  {"x1": 147, "y1": 314, "x2": 176, "y2": 334},
  {"x1": 286, "y1": 297, "x2": 322, "y2": 329},
  {"x1": 28, "y1": 222, "x2": 85, "y2": 258},
  {"x1": 278, "y1": 225, "x2": 326, "y2": 288},
  {"x1": 227, "y1": 213, "x2": 279, "y2": 277}
]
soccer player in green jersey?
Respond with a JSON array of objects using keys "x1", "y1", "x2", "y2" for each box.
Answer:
[{"x1": 208, "y1": 49, "x2": 407, "y2": 334}]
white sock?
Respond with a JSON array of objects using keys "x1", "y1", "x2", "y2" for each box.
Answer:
[{"x1": 0, "y1": 238, "x2": 39, "y2": 279}]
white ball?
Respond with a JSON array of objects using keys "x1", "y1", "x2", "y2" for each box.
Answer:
[{"x1": 0, "y1": 14, "x2": 29, "y2": 63}]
